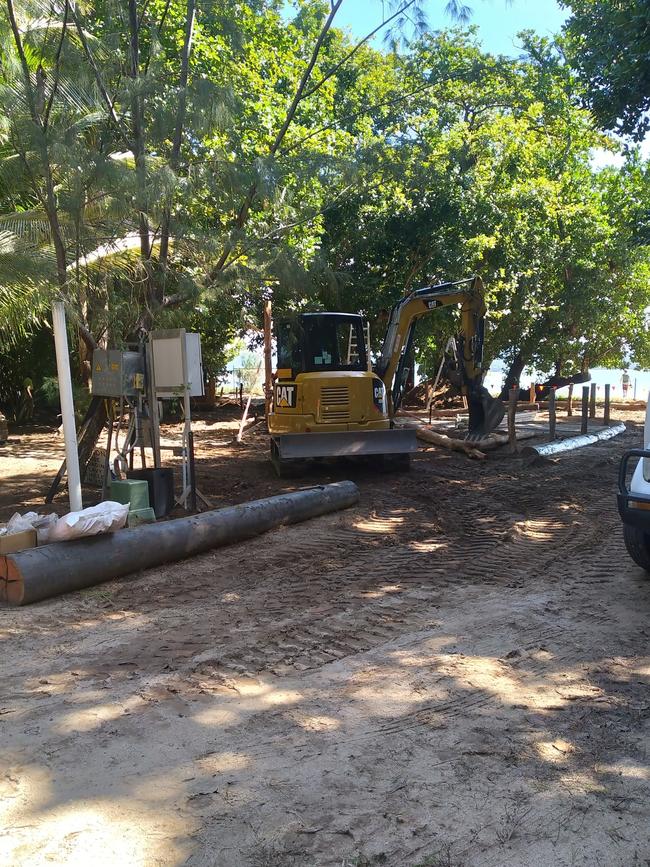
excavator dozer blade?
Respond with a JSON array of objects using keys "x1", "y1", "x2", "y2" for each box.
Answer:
[
  {"x1": 274, "y1": 428, "x2": 417, "y2": 460},
  {"x1": 466, "y1": 386, "x2": 506, "y2": 440}
]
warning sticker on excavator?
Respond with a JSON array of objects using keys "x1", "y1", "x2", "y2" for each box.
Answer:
[{"x1": 276, "y1": 384, "x2": 297, "y2": 408}]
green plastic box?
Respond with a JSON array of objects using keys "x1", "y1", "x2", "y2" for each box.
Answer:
[
  {"x1": 127, "y1": 507, "x2": 156, "y2": 526},
  {"x1": 110, "y1": 478, "x2": 150, "y2": 511}
]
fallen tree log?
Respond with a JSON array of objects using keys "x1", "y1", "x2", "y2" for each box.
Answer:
[
  {"x1": 398, "y1": 417, "x2": 538, "y2": 455},
  {"x1": 608, "y1": 401, "x2": 646, "y2": 410},
  {"x1": 414, "y1": 427, "x2": 535, "y2": 457},
  {"x1": 414, "y1": 426, "x2": 487, "y2": 460},
  {"x1": 502, "y1": 371, "x2": 591, "y2": 402},
  {"x1": 542, "y1": 399, "x2": 646, "y2": 411},
  {"x1": 1, "y1": 481, "x2": 359, "y2": 606},
  {"x1": 397, "y1": 416, "x2": 484, "y2": 457},
  {"x1": 472, "y1": 430, "x2": 538, "y2": 451}
]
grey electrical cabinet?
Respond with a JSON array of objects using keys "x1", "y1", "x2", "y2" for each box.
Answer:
[
  {"x1": 92, "y1": 349, "x2": 145, "y2": 397},
  {"x1": 149, "y1": 329, "x2": 204, "y2": 397}
]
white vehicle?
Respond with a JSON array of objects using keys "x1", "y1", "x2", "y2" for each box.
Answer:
[{"x1": 618, "y1": 397, "x2": 650, "y2": 571}]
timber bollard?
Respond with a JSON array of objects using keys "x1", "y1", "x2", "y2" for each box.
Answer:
[
  {"x1": 604, "y1": 384, "x2": 611, "y2": 425},
  {"x1": 589, "y1": 382, "x2": 596, "y2": 419},
  {"x1": 263, "y1": 298, "x2": 273, "y2": 420},
  {"x1": 508, "y1": 386, "x2": 518, "y2": 453},
  {"x1": 529, "y1": 383, "x2": 536, "y2": 404},
  {"x1": 567, "y1": 383, "x2": 573, "y2": 417},
  {"x1": 549, "y1": 387, "x2": 556, "y2": 439},
  {"x1": 581, "y1": 386, "x2": 589, "y2": 434}
]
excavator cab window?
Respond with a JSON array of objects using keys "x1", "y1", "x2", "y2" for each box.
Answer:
[
  {"x1": 303, "y1": 315, "x2": 366, "y2": 372},
  {"x1": 277, "y1": 318, "x2": 305, "y2": 375},
  {"x1": 277, "y1": 314, "x2": 367, "y2": 376}
]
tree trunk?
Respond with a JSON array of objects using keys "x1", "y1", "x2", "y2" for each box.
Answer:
[
  {"x1": 159, "y1": 0, "x2": 196, "y2": 273},
  {"x1": 499, "y1": 352, "x2": 525, "y2": 401},
  {"x1": 127, "y1": 0, "x2": 153, "y2": 308}
]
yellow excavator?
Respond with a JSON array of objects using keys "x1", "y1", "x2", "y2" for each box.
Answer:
[{"x1": 268, "y1": 276, "x2": 504, "y2": 475}]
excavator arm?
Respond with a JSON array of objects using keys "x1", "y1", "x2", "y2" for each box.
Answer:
[{"x1": 375, "y1": 276, "x2": 504, "y2": 438}]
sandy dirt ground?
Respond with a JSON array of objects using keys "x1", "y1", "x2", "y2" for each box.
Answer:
[{"x1": 1, "y1": 410, "x2": 649, "y2": 866}]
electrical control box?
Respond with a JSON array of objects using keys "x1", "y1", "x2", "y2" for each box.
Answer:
[
  {"x1": 150, "y1": 329, "x2": 204, "y2": 397},
  {"x1": 92, "y1": 349, "x2": 145, "y2": 397}
]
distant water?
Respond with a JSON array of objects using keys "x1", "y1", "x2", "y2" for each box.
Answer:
[{"x1": 484, "y1": 365, "x2": 650, "y2": 401}]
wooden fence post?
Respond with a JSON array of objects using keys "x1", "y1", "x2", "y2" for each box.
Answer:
[
  {"x1": 567, "y1": 383, "x2": 574, "y2": 417},
  {"x1": 604, "y1": 384, "x2": 611, "y2": 425},
  {"x1": 549, "y1": 387, "x2": 556, "y2": 439},
  {"x1": 589, "y1": 382, "x2": 596, "y2": 419},
  {"x1": 581, "y1": 386, "x2": 589, "y2": 434},
  {"x1": 529, "y1": 382, "x2": 535, "y2": 404},
  {"x1": 508, "y1": 386, "x2": 519, "y2": 453}
]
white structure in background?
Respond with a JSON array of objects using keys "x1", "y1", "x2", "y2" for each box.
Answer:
[
  {"x1": 51, "y1": 301, "x2": 83, "y2": 511},
  {"x1": 223, "y1": 334, "x2": 269, "y2": 394}
]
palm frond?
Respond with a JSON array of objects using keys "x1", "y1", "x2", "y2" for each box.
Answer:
[
  {"x1": 56, "y1": 75, "x2": 102, "y2": 115},
  {"x1": 0, "y1": 210, "x2": 52, "y2": 245},
  {"x1": 0, "y1": 228, "x2": 54, "y2": 345},
  {"x1": 0, "y1": 282, "x2": 52, "y2": 346}
]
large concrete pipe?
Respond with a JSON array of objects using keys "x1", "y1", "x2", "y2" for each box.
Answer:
[{"x1": 1, "y1": 481, "x2": 360, "y2": 606}]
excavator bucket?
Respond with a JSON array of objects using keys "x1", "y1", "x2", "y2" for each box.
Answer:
[{"x1": 466, "y1": 385, "x2": 506, "y2": 440}]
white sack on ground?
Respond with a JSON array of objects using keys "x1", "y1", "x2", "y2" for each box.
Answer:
[{"x1": 47, "y1": 501, "x2": 129, "y2": 542}]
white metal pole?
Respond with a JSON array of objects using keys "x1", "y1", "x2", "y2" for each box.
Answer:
[{"x1": 52, "y1": 301, "x2": 83, "y2": 511}]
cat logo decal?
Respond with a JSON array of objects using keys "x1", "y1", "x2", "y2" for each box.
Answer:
[
  {"x1": 276, "y1": 384, "x2": 297, "y2": 408},
  {"x1": 373, "y1": 382, "x2": 386, "y2": 412}
]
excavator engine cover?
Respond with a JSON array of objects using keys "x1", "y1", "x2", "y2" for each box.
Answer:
[{"x1": 466, "y1": 385, "x2": 505, "y2": 440}]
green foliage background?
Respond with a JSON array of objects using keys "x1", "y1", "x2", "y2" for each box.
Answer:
[{"x1": 0, "y1": 0, "x2": 648, "y2": 417}]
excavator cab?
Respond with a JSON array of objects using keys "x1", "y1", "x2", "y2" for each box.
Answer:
[
  {"x1": 269, "y1": 313, "x2": 415, "y2": 474},
  {"x1": 276, "y1": 314, "x2": 368, "y2": 377}
]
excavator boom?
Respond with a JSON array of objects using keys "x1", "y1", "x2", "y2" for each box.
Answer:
[{"x1": 376, "y1": 276, "x2": 504, "y2": 438}]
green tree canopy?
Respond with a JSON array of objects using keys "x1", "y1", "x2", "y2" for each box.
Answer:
[
  {"x1": 0, "y1": 0, "x2": 649, "y2": 414},
  {"x1": 561, "y1": 0, "x2": 650, "y2": 141}
]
